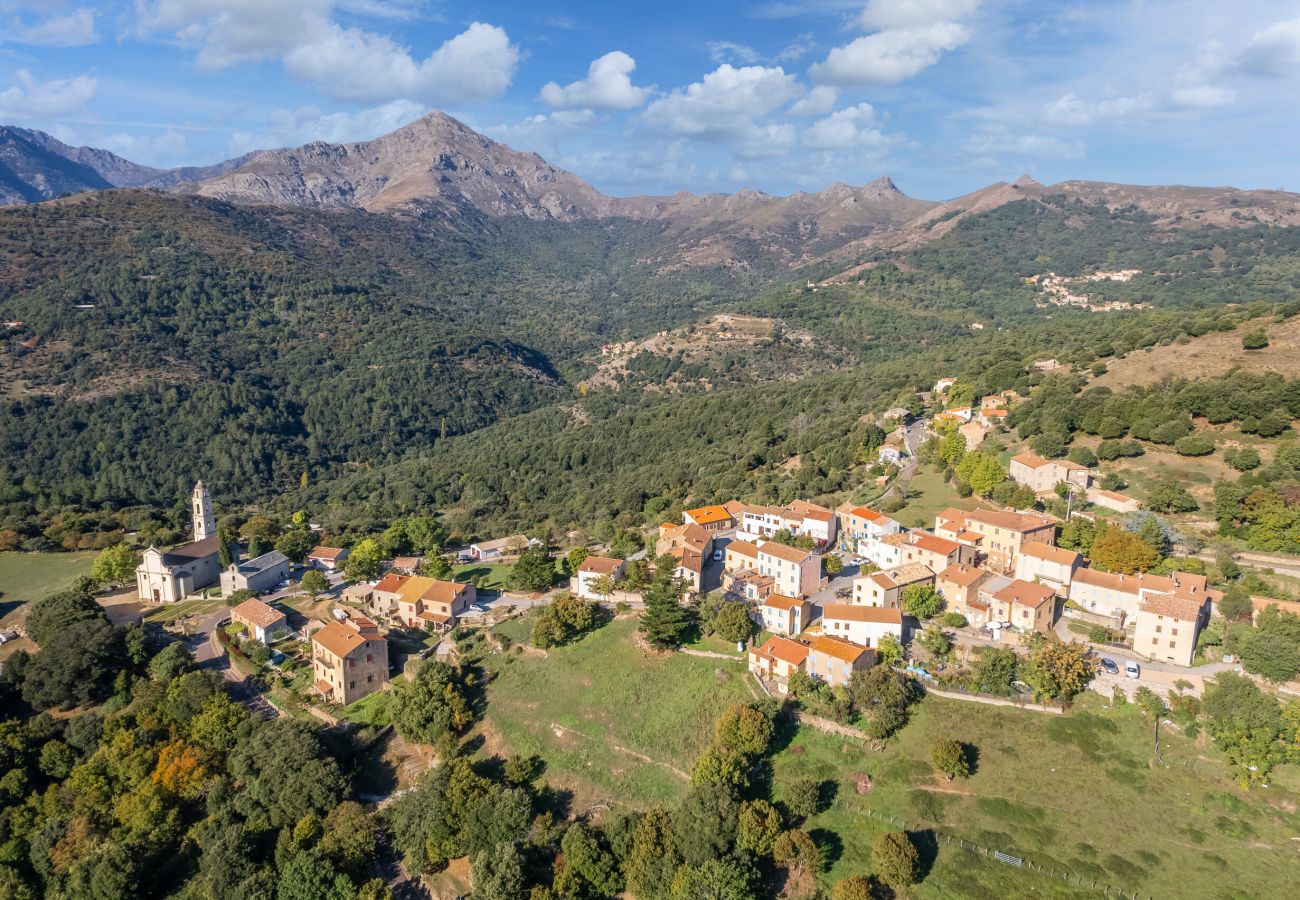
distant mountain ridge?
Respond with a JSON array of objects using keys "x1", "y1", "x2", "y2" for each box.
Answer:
[
  {"x1": 0, "y1": 126, "x2": 256, "y2": 205},
  {"x1": 6, "y1": 111, "x2": 1300, "y2": 270}
]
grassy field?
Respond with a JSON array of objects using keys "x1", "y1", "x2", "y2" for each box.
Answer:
[
  {"x1": 772, "y1": 694, "x2": 1300, "y2": 898},
  {"x1": 476, "y1": 615, "x2": 755, "y2": 810},
  {"x1": 141, "y1": 596, "x2": 228, "y2": 624},
  {"x1": 1093, "y1": 315, "x2": 1300, "y2": 389},
  {"x1": 452, "y1": 562, "x2": 514, "y2": 591},
  {"x1": 0, "y1": 551, "x2": 97, "y2": 603},
  {"x1": 891, "y1": 467, "x2": 975, "y2": 529}
]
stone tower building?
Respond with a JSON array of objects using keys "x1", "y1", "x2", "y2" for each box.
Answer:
[{"x1": 192, "y1": 480, "x2": 215, "y2": 542}]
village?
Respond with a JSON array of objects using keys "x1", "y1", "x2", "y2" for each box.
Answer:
[{"x1": 109, "y1": 372, "x2": 1263, "y2": 728}]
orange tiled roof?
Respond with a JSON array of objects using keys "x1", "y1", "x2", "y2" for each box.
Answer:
[
  {"x1": 758, "y1": 541, "x2": 815, "y2": 564},
  {"x1": 992, "y1": 579, "x2": 1055, "y2": 609},
  {"x1": 1019, "y1": 543, "x2": 1082, "y2": 566},
  {"x1": 821, "y1": 603, "x2": 902, "y2": 624},
  {"x1": 752, "y1": 635, "x2": 809, "y2": 666},
  {"x1": 420, "y1": 580, "x2": 471, "y2": 603},
  {"x1": 809, "y1": 635, "x2": 867, "y2": 663},
  {"x1": 313, "y1": 621, "x2": 372, "y2": 658},
  {"x1": 1139, "y1": 593, "x2": 1205, "y2": 622},
  {"x1": 686, "y1": 504, "x2": 734, "y2": 525},
  {"x1": 232, "y1": 598, "x2": 286, "y2": 629},
  {"x1": 373, "y1": 573, "x2": 406, "y2": 593},
  {"x1": 937, "y1": 563, "x2": 988, "y2": 587},
  {"x1": 762, "y1": 593, "x2": 807, "y2": 612},
  {"x1": 579, "y1": 555, "x2": 624, "y2": 575},
  {"x1": 309, "y1": 546, "x2": 346, "y2": 561}
]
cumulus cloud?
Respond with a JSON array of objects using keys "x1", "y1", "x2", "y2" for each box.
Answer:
[
  {"x1": 9, "y1": 7, "x2": 98, "y2": 47},
  {"x1": 856, "y1": 0, "x2": 980, "y2": 30},
  {"x1": 1169, "y1": 85, "x2": 1235, "y2": 107},
  {"x1": 788, "y1": 85, "x2": 838, "y2": 117},
  {"x1": 811, "y1": 22, "x2": 969, "y2": 85},
  {"x1": 641, "y1": 64, "x2": 800, "y2": 157},
  {"x1": 228, "y1": 99, "x2": 427, "y2": 154},
  {"x1": 0, "y1": 69, "x2": 98, "y2": 119},
  {"x1": 801, "y1": 103, "x2": 889, "y2": 151},
  {"x1": 1234, "y1": 17, "x2": 1300, "y2": 77},
  {"x1": 538, "y1": 51, "x2": 653, "y2": 111},
  {"x1": 138, "y1": 2, "x2": 519, "y2": 104},
  {"x1": 1042, "y1": 92, "x2": 1154, "y2": 126},
  {"x1": 964, "y1": 132, "x2": 1084, "y2": 159}
]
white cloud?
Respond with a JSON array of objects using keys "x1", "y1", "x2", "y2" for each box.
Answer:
[
  {"x1": 228, "y1": 99, "x2": 426, "y2": 154},
  {"x1": 964, "y1": 132, "x2": 1084, "y2": 159},
  {"x1": 1235, "y1": 17, "x2": 1300, "y2": 77},
  {"x1": 100, "y1": 128, "x2": 188, "y2": 165},
  {"x1": 538, "y1": 51, "x2": 652, "y2": 111},
  {"x1": 811, "y1": 22, "x2": 969, "y2": 85},
  {"x1": 138, "y1": 3, "x2": 518, "y2": 104},
  {"x1": 707, "y1": 40, "x2": 759, "y2": 65},
  {"x1": 775, "y1": 33, "x2": 816, "y2": 63},
  {"x1": 283, "y1": 20, "x2": 519, "y2": 103},
  {"x1": 856, "y1": 0, "x2": 980, "y2": 30},
  {"x1": 1042, "y1": 92, "x2": 1154, "y2": 126},
  {"x1": 641, "y1": 64, "x2": 800, "y2": 157},
  {"x1": 788, "y1": 85, "x2": 837, "y2": 117},
  {"x1": 483, "y1": 109, "x2": 597, "y2": 158},
  {"x1": 1169, "y1": 85, "x2": 1235, "y2": 107},
  {"x1": 9, "y1": 7, "x2": 97, "y2": 46},
  {"x1": 802, "y1": 103, "x2": 889, "y2": 151},
  {"x1": 0, "y1": 69, "x2": 98, "y2": 119}
]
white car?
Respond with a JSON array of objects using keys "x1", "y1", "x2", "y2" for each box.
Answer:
[{"x1": 1124, "y1": 660, "x2": 1140, "y2": 679}]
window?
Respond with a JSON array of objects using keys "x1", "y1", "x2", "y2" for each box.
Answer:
[
  {"x1": 1151, "y1": 638, "x2": 1158, "y2": 645},
  {"x1": 1171, "y1": 628, "x2": 1178, "y2": 636},
  {"x1": 349, "y1": 681, "x2": 355, "y2": 690},
  {"x1": 1169, "y1": 641, "x2": 1176, "y2": 649}
]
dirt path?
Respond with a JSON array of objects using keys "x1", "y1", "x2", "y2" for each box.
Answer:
[{"x1": 550, "y1": 721, "x2": 691, "y2": 780}]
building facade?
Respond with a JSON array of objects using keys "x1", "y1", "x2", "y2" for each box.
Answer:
[
  {"x1": 136, "y1": 482, "x2": 222, "y2": 603},
  {"x1": 311, "y1": 616, "x2": 389, "y2": 706}
]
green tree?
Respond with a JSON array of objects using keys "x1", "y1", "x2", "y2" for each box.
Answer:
[
  {"x1": 1203, "y1": 673, "x2": 1284, "y2": 784},
  {"x1": 559, "y1": 822, "x2": 621, "y2": 897},
  {"x1": 25, "y1": 577, "x2": 105, "y2": 646},
  {"x1": 783, "y1": 778, "x2": 824, "y2": 819},
  {"x1": 300, "y1": 569, "x2": 329, "y2": 596},
  {"x1": 1242, "y1": 329, "x2": 1269, "y2": 350},
  {"x1": 1147, "y1": 480, "x2": 1199, "y2": 513},
  {"x1": 876, "y1": 633, "x2": 903, "y2": 667},
  {"x1": 1090, "y1": 524, "x2": 1161, "y2": 573},
  {"x1": 391, "y1": 660, "x2": 473, "y2": 748},
  {"x1": 419, "y1": 554, "x2": 453, "y2": 579},
  {"x1": 669, "y1": 859, "x2": 753, "y2": 900},
  {"x1": 149, "y1": 642, "x2": 192, "y2": 682},
  {"x1": 714, "y1": 704, "x2": 773, "y2": 756},
  {"x1": 831, "y1": 876, "x2": 874, "y2": 900},
  {"x1": 343, "y1": 538, "x2": 384, "y2": 582},
  {"x1": 565, "y1": 546, "x2": 591, "y2": 575},
  {"x1": 901, "y1": 583, "x2": 944, "y2": 619},
  {"x1": 972, "y1": 647, "x2": 1018, "y2": 694},
  {"x1": 824, "y1": 554, "x2": 844, "y2": 576},
  {"x1": 508, "y1": 544, "x2": 556, "y2": 592},
  {"x1": 90, "y1": 543, "x2": 140, "y2": 587},
  {"x1": 471, "y1": 842, "x2": 526, "y2": 900},
  {"x1": 1024, "y1": 640, "x2": 1098, "y2": 703},
  {"x1": 639, "y1": 556, "x2": 696, "y2": 649},
  {"x1": 930, "y1": 738, "x2": 970, "y2": 780},
  {"x1": 274, "y1": 527, "x2": 316, "y2": 564},
  {"x1": 1174, "y1": 434, "x2": 1214, "y2": 457},
  {"x1": 711, "y1": 601, "x2": 753, "y2": 644},
  {"x1": 624, "y1": 809, "x2": 682, "y2": 900},
  {"x1": 275, "y1": 850, "x2": 353, "y2": 900},
  {"x1": 872, "y1": 832, "x2": 919, "y2": 890},
  {"x1": 736, "y1": 799, "x2": 783, "y2": 857},
  {"x1": 20, "y1": 618, "x2": 124, "y2": 709},
  {"x1": 917, "y1": 624, "x2": 952, "y2": 661},
  {"x1": 772, "y1": 828, "x2": 822, "y2": 875},
  {"x1": 1230, "y1": 447, "x2": 1261, "y2": 471}
]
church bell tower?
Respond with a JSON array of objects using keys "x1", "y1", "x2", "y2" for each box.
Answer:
[{"x1": 192, "y1": 481, "x2": 215, "y2": 542}]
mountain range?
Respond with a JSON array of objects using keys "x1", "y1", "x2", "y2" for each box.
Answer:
[{"x1": 7, "y1": 111, "x2": 1300, "y2": 272}]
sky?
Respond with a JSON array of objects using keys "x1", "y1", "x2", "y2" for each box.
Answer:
[{"x1": 2, "y1": 1, "x2": 1299, "y2": 200}]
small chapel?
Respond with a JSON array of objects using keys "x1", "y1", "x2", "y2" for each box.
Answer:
[{"x1": 135, "y1": 481, "x2": 222, "y2": 603}]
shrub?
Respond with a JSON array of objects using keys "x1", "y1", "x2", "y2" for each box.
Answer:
[
  {"x1": 872, "y1": 832, "x2": 919, "y2": 889},
  {"x1": 1230, "y1": 447, "x2": 1260, "y2": 471},
  {"x1": 930, "y1": 738, "x2": 971, "y2": 780},
  {"x1": 1173, "y1": 434, "x2": 1214, "y2": 456},
  {"x1": 1242, "y1": 329, "x2": 1268, "y2": 350},
  {"x1": 940, "y1": 611, "x2": 968, "y2": 628},
  {"x1": 783, "y1": 778, "x2": 825, "y2": 820}
]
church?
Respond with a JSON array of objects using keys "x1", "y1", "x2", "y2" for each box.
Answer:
[{"x1": 135, "y1": 482, "x2": 222, "y2": 604}]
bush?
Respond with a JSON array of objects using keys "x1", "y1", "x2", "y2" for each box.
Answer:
[
  {"x1": 872, "y1": 832, "x2": 919, "y2": 889},
  {"x1": 1067, "y1": 446, "x2": 1098, "y2": 467},
  {"x1": 1242, "y1": 329, "x2": 1269, "y2": 350},
  {"x1": 940, "y1": 611, "x2": 968, "y2": 628},
  {"x1": 930, "y1": 738, "x2": 971, "y2": 780},
  {"x1": 1173, "y1": 434, "x2": 1214, "y2": 456},
  {"x1": 783, "y1": 778, "x2": 825, "y2": 819},
  {"x1": 1229, "y1": 447, "x2": 1260, "y2": 471}
]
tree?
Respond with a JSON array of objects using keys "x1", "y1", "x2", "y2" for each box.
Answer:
[
  {"x1": 1230, "y1": 447, "x2": 1261, "y2": 471},
  {"x1": 1147, "y1": 480, "x2": 1199, "y2": 513},
  {"x1": 669, "y1": 859, "x2": 753, "y2": 900},
  {"x1": 300, "y1": 569, "x2": 329, "y2": 597},
  {"x1": 901, "y1": 583, "x2": 944, "y2": 619},
  {"x1": 917, "y1": 625, "x2": 952, "y2": 661},
  {"x1": 736, "y1": 799, "x2": 783, "y2": 857},
  {"x1": 1203, "y1": 673, "x2": 1285, "y2": 784},
  {"x1": 832, "y1": 876, "x2": 873, "y2": 900},
  {"x1": 1239, "y1": 632, "x2": 1300, "y2": 682},
  {"x1": 624, "y1": 810, "x2": 682, "y2": 900},
  {"x1": 824, "y1": 555, "x2": 844, "y2": 576},
  {"x1": 274, "y1": 527, "x2": 316, "y2": 564},
  {"x1": 1090, "y1": 524, "x2": 1161, "y2": 573},
  {"x1": 419, "y1": 554, "x2": 453, "y2": 579},
  {"x1": 930, "y1": 738, "x2": 970, "y2": 780},
  {"x1": 711, "y1": 601, "x2": 753, "y2": 644},
  {"x1": 25, "y1": 577, "x2": 105, "y2": 646},
  {"x1": 715, "y1": 704, "x2": 773, "y2": 756},
  {"x1": 531, "y1": 592, "x2": 597, "y2": 649},
  {"x1": 1067, "y1": 445, "x2": 1098, "y2": 467},
  {"x1": 149, "y1": 641, "x2": 192, "y2": 681},
  {"x1": 872, "y1": 832, "x2": 919, "y2": 890},
  {"x1": 90, "y1": 544, "x2": 139, "y2": 587},
  {"x1": 391, "y1": 659, "x2": 473, "y2": 747},
  {"x1": 783, "y1": 778, "x2": 825, "y2": 819},
  {"x1": 876, "y1": 633, "x2": 903, "y2": 667},
  {"x1": 509, "y1": 544, "x2": 556, "y2": 592},
  {"x1": 773, "y1": 828, "x2": 822, "y2": 875},
  {"x1": 1024, "y1": 640, "x2": 1098, "y2": 703},
  {"x1": 639, "y1": 556, "x2": 696, "y2": 649},
  {"x1": 972, "y1": 646, "x2": 1018, "y2": 694},
  {"x1": 343, "y1": 538, "x2": 384, "y2": 582},
  {"x1": 1242, "y1": 329, "x2": 1269, "y2": 350},
  {"x1": 559, "y1": 822, "x2": 621, "y2": 897},
  {"x1": 1174, "y1": 434, "x2": 1214, "y2": 457},
  {"x1": 565, "y1": 546, "x2": 591, "y2": 575},
  {"x1": 20, "y1": 618, "x2": 124, "y2": 709},
  {"x1": 1029, "y1": 432, "x2": 1067, "y2": 458},
  {"x1": 471, "y1": 842, "x2": 526, "y2": 900}
]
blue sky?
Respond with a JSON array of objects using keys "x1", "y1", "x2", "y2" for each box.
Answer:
[{"x1": 2, "y1": 1, "x2": 1298, "y2": 199}]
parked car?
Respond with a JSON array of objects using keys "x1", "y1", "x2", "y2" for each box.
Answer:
[
  {"x1": 1124, "y1": 660, "x2": 1140, "y2": 679},
  {"x1": 1100, "y1": 657, "x2": 1119, "y2": 675}
]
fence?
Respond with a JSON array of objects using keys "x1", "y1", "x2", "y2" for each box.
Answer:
[{"x1": 856, "y1": 806, "x2": 1150, "y2": 899}]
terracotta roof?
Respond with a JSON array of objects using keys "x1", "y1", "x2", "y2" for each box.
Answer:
[
  {"x1": 762, "y1": 594, "x2": 807, "y2": 612},
  {"x1": 686, "y1": 504, "x2": 734, "y2": 525},
  {"x1": 967, "y1": 509, "x2": 1056, "y2": 534},
  {"x1": 956, "y1": 530, "x2": 984, "y2": 543},
  {"x1": 992, "y1": 579, "x2": 1056, "y2": 608},
  {"x1": 809, "y1": 635, "x2": 867, "y2": 664},
  {"x1": 1088, "y1": 488, "x2": 1137, "y2": 503},
  {"x1": 579, "y1": 555, "x2": 624, "y2": 575},
  {"x1": 821, "y1": 603, "x2": 902, "y2": 625},
  {"x1": 758, "y1": 541, "x2": 815, "y2": 564},
  {"x1": 417, "y1": 610, "x2": 453, "y2": 624},
  {"x1": 420, "y1": 580, "x2": 470, "y2": 604},
  {"x1": 1140, "y1": 593, "x2": 1205, "y2": 621},
  {"x1": 1019, "y1": 543, "x2": 1082, "y2": 567},
  {"x1": 312, "y1": 679, "x2": 335, "y2": 695},
  {"x1": 1071, "y1": 568, "x2": 1175, "y2": 596},
  {"x1": 870, "y1": 562, "x2": 935, "y2": 589},
  {"x1": 937, "y1": 563, "x2": 988, "y2": 587},
  {"x1": 394, "y1": 575, "x2": 438, "y2": 605},
  {"x1": 675, "y1": 547, "x2": 704, "y2": 574},
  {"x1": 373, "y1": 573, "x2": 406, "y2": 593},
  {"x1": 390, "y1": 555, "x2": 422, "y2": 570},
  {"x1": 231, "y1": 598, "x2": 286, "y2": 629},
  {"x1": 752, "y1": 635, "x2": 809, "y2": 666},
  {"x1": 309, "y1": 546, "x2": 347, "y2": 561},
  {"x1": 907, "y1": 531, "x2": 960, "y2": 556},
  {"x1": 727, "y1": 540, "x2": 759, "y2": 559},
  {"x1": 723, "y1": 499, "x2": 749, "y2": 516},
  {"x1": 1011, "y1": 451, "x2": 1089, "y2": 472},
  {"x1": 313, "y1": 621, "x2": 373, "y2": 658}
]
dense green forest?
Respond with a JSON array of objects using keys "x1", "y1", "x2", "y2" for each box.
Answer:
[{"x1": 4, "y1": 187, "x2": 1300, "y2": 542}]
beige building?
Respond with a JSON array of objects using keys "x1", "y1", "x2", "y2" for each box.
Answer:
[
  {"x1": 392, "y1": 576, "x2": 475, "y2": 631},
  {"x1": 820, "y1": 604, "x2": 903, "y2": 649},
  {"x1": 755, "y1": 541, "x2": 821, "y2": 598},
  {"x1": 311, "y1": 616, "x2": 389, "y2": 706},
  {"x1": 748, "y1": 635, "x2": 809, "y2": 693},
  {"x1": 1068, "y1": 569, "x2": 1219, "y2": 625},
  {"x1": 220, "y1": 549, "x2": 291, "y2": 597},
  {"x1": 1134, "y1": 594, "x2": 1207, "y2": 666},
  {"x1": 936, "y1": 563, "x2": 991, "y2": 623},
  {"x1": 682, "y1": 504, "x2": 737, "y2": 532},
  {"x1": 307, "y1": 546, "x2": 349, "y2": 571},
  {"x1": 1086, "y1": 488, "x2": 1143, "y2": 513},
  {"x1": 988, "y1": 579, "x2": 1057, "y2": 633},
  {"x1": 759, "y1": 594, "x2": 812, "y2": 636},
  {"x1": 805, "y1": 635, "x2": 873, "y2": 687},
  {"x1": 852, "y1": 562, "x2": 935, "y2": 608},
  {"x1": 934, "y1": 508, "x2": 1056, "y2": 573},
  {"x1": 1009, "y1": 451, "x2": 1091, "y2": 495},
  {"x1": 834, "y1": 503, "x2": 901, "y2": 549},
  {"x1": 230, "y1": 597, "x2": 288, "y2": 643},
  {"x1": 656, "y1": 522, "x2": 713, "y2": 558},
  {"x1": 1013, "y1": 542, "x2": 1082, "y2": 593},
  {"x1": 136, "y1": 482, "x2": 221, "y2": 604}
]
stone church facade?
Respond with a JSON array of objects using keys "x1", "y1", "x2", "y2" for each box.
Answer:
[{"x1": 136, "y1": 481, "x2": 221, "y2": 604}]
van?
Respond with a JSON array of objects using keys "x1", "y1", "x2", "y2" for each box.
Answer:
[{"x1": 1124, "y1": 660, "x2": 1140, "y2": 679}]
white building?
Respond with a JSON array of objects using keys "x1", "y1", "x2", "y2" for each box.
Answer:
[
  {"x1": 1013, "y1": 543, "x2": 1082, "y2": 594},
  {"x1": 819, "y1": 603, "x2": 904, "y2": 649},
  {"x1": 136, "y1": 482, "x2": 221, "y2": 604},
  {"x1": 221, "y1": 550, "x2": 291, "y2": 597}
]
